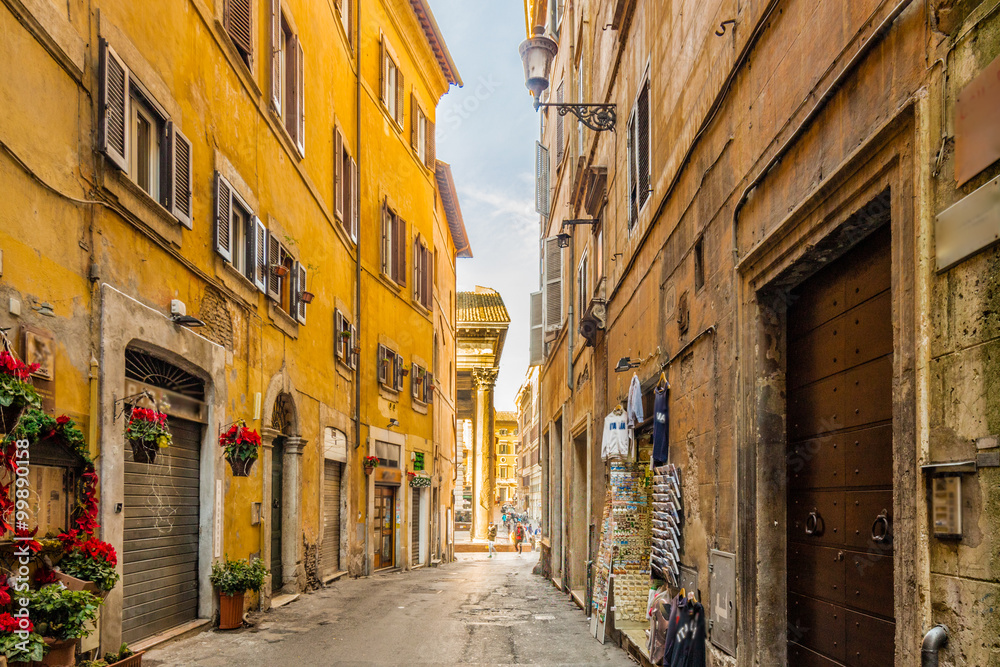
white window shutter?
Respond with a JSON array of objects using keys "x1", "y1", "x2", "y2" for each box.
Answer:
[
  {"x1": 99, "y1": 39, "x2": 129, "y2": 171},
  {"x1": 167, "y1": 122, "x2": 193, "y2": 228},
  {"x1": 214, "y1": 172, "x2": 233, "y2": 261},
  {"x1": 349, "y1": 324, "x2": 357, "y2": 369},
  {"x1": 543, "y1": 237, "x2": 562, "y2": 332},
  {"x1": 334, "y1": 128, "x2": 344, "y2": 220},
  {"x1": 555, "y1": 82, "x2": 564, "y2": 163},
  {"x1": 267, "y1": 231, "x2": 281, "y2": 300},
  {"x1": 294, "y1": 37, "x2": 305, "y2": 155},
  {"x1": 379, "y1": 37, "x2": 387, "y2": 105},
  {"x1": 253, "y1": 217, "x2": 267, "y2": 292},
  {"x1": 350, "y1": 158, "x2": 359, "y2": 241},
  {"x1": 395, "y1": 353, "x2": 404, "y2": 391},
  {"x1": 535, "y1": 142, "x2": 550, "y2": 216},
  {"x1": 424, "y1": 371, "x2": 434, "y2": 403},
  {"x1": 297, "y1": 262, "x2": 307, "y2": 323},
  {"x1": 529, "y1": 291, "x2": 543, "y2": 365},
  {"x1": 270, "y1": 0, "x2": 281, "y2": 113}
]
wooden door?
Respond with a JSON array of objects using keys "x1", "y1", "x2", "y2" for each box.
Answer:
[
  {"x1": 786, "y1": 226, "x2": 895, "y2": 667},
  {"x1": 374, "y1": 485, "x2": 395, "y2": 569},
  {"x1": 321, "y1": 460, "x2": 342, "y2": 577},
  {"x1": 271, "y1": 440, "x2": 284, "y2": 590}
]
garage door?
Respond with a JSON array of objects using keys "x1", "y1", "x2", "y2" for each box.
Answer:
[
  {"x1": 411, "y1": 488, "x2": 421, "y2": 566},
  {"x1": 122, "y1": 417, "x2": 201, "y2": 644},
  {"x1": 321, "y1": 460, "x2": 342, "y2": 577},
  {"x1": 786, "y1": 225, "x2": 894, "y2": 666}
]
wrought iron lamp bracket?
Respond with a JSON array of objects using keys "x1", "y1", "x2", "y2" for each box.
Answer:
[{"x1": 537, "y1": 103, "x2": 617, "y2": 132}]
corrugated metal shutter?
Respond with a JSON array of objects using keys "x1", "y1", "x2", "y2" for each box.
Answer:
[
  {"x1": 411, "y1": 488, "x2": 420, "y2": 566},
  {"x1": 122, "y1": 418, "x2": 201, "y2": 644},
  {"x1": 321, "y1": 460, "x2": 342, "y2": 577}
]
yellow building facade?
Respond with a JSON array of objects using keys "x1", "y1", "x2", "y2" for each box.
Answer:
[
  {"x1": 494, "y1": 411, "x2": 518, "y2": 505},
  {"x1": 0, "y1": 0, "x2": 460, "y2": 653}
]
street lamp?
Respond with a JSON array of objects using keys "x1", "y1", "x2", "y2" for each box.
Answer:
[
  {"x1": 555, "y1": 219, "x2": 599, "y2": 247},
  {"x1": 518, "y1": 26, "x2": 616, "y2": 132},
  {"x1": 615, "y1": 357, "x2": 640, "y2": 373}
]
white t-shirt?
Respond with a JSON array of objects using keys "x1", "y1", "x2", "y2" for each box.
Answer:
[{"x1": 602, "y1": 411, "x2": 630, "y2": 460}]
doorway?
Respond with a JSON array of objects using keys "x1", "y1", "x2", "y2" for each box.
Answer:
[
  {"x1": 271, "y1": 439, "x2": 284, "y2": 590},
  {"x1": 568, "y1": 428, "x2": 588, "y2": 594},
  {"x1": 374, "y1": 485, "x2": 395, "y2": 570},
  {"x1": 785, "y1": 225, "x2": 894, "y2": 665}
]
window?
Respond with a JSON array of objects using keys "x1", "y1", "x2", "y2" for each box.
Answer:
[
  {"x1": 334, "y1": 309, "x2": 357, "y2": 368},
  {"x1": 694, "y1": 237, "x2": 705, "y2": 291},
  {"x1": 375, "y1": 440, "x2": 400, "y2": 468},
  {"x1": 411, "y1": 364, "x2": 433, "y2": 404},
  {"x1": 555, "y1": 81, "x2": 565, "y2": 163},
  {"x1": 382, "y1": 204, "x2": 407, "y2": 286},
  {"x1": 380, "y1": 38, "x2": 404, "y2": 126},
  {"x1": 334, "y1": 126, "x2": 358, "y2": 241},
  {"x1": 271, "y1": 2, "x2": 304, "y2": 154},
  {"x1": 413, "y1": 237, "x2": 432, "y2": 310},
  {"x1": 377, "y1": 344, "x2": 404, "y2": 391},
  {"x1": 259, "y1": 219, "x2": 307, "y2": 323},
  {"x1": 410, "y1": 98, "x2": 436, "y2": 169},
  {"x1": 335, "y1": 0, "x2": 353, "y2": 45},
  {"x1": 224, "y1": 0, "x2": 253, "y2": 67},
  {"x1": 577, "y1": 250, "x2": 589, "y2": 321},
  {"x1": 230, "y1": 195, "x2": 252, "y2": 279},
  {"x1": 214, "y1": 172, "x2": 268, "y2": 292},
  {"x1": 535, "y1": 142, "x2": 550, "y2": 216},
  {"x1": 99, "y1": 40, "x2": 192, "y2": 227},
  {"x1": 626, "y1": 77, "x2": 651, "y2": 229}
]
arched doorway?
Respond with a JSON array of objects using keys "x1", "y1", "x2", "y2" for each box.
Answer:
[{"x1": 269, "y1": 394, "x2": 295, "y2": 591}]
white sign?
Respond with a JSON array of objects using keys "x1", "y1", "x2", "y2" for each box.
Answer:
[{"x1": 936, "y1": 175, "x2": 1000, "y2": 270}]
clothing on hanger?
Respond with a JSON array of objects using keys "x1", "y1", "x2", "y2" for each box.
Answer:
[
  {"x1": 662, "y1": 594, "x2": 706, "y2": 667},
  {"x1": 652, "y1": 380, "x2": 670, "y2": 464},
  {"x1": 647, "y1": 589, "x2": 675, "y2": 664},
  {"x1": 627, "y1": 372, "x2": 644, "y2": 427},
  {"x1": 601, "y1": 409, "x2": 629, "y2": 460}
]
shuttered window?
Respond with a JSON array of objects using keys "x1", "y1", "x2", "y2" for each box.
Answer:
[
  {"x1": 334, "y1": 128, "x2": 357, "y2": 242},
  {"x1": 267, "y1": 231, "x2": 281, "y2": 300},
  {"x1": 335, "y1": 309, "x2": 355, "y2": 363},
  {"x1": 214, "y1": 171, "x2": 260, "y2": 287},
  {"x1": 99, "y1": 39, "x2": 192, "y2": 228},
  {"x1": 378, "y1": 344, "x2": 401, "y2": 390},
  {"x1": 413, "y1": 238, "x2": 432, "y2": 310},
  {"x1": 272, "y1": 3, "x2": 304, "y2": 156},
  {"x1": 555, "y1": 82, "x2": 565, "y2": 163},
  {"x1": 349, "y1": 158, "x2": 358, "y2": 242},
  {"x1": 225, "y1": 0, "x2": 253, "y2": 67},
  {"x1": 336, "y1": 0, "x2": 353, "y2": 45},
  {"x1": 543, "y1": 237, "x2": 563, "y2": 332},
  {"x1": 381, "y1": 38, "x2": 404, "y2": 127},
  {"x1": 296, "y1": 263, "x2": 307, "y2": 324},
  {"x1": 334, "y1": 127, "x2": 345, "y2": 220},
  {"x1": 425, "y1": 119, "x2": 435, "y2": 170},
  {"x1": 535, "y1": 142, "x2": 550, "y2": 216},
  {"x1": 529, "y1": 291, "x2": 543, "y2": 365},
  {"x1": 627, "y1": 77, "x2": 651, "y2": 229},
  {"x1": 382, "y1": 204, "x2": 406, "y2": 286},
  {"x1": 412, "y1": 364, "x2": 427, "y2": 403},
  {"x1": 253, "y1": 217, "x2": 268, "y2": 292}
]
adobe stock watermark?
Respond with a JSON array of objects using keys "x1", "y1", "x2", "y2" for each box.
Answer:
[{"x1": 11, "y1": 437, "x2": 33, "y2": 648}]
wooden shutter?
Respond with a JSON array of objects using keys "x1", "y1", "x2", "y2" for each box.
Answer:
[
  {"x1": 396, "y1": 71, "x2": 405, "y2": 125},
  {"x1": 555, "y1": 82, "x2": 564, "y2": 163},
  {"x1": 543, "y1": 237, "x2": 562, "y2": 332},
  {"x1": 424, "y1": 371, "x2": 434, "y2": 403},
  {"x1": 425, "y1": 119, "x2": 435, "y2": 169},
  {"x1": 348, "y1": 324, "x2": 357, "y2": 369},
  {"x1": 254, "y1": 217, "x2": 268, "y2": 292},
  {"x1": 225, "y1": 0, "x2": 253, "y2": 60},
  {"x1": 395, "y1": 217, "x2": 406, "y2": 286},
  {"x1": 214, "y1": 172, "x2": 233, "y2": 261},
  {"x1": 167, "y1": 122, "x2": 193, "y2": 228},
  {"x1": 294, "y1": 37, "x2": 305, "y2": 154},
  {"x1": 349, "y1": 158, "x2": 358, "y2": 241},
  {"x1": 379, "y1": 37, "x2": 386, "y2": 105},
  {"x1": 334, "y1": 310, "x2": 343, "y2": 359},
  {"x1": 410, "y1": 95, "x2": 419, "y2": 149},
  {"x1": 381, "y1": 204, "x2": 390, "y2": 275},
  {"x1": 99, "y1": 39, "x2": 128, "y2": 171},
  {"x1": 529, "y1": 291, "x2": 543, "y2": 365},
  {"x1": 395, "y1": 353, "x2": 404, "y2": 391},
  {"x1": 289, "y1": 259, "x2": 300, "y2": 319},
  {"x1": 412, "y1": 237, "x2": 420, "y2": 302},
  {"x1": 296, "y1": 263, "x2": 307, "y2": 323},
  {"x1": 267, "y1": 231, "x2": 281, "y2": 299},
  {"x1": 637, "y1": 80, "x2": 650, "y2": 209},
  {"x1": 377, "y1": 344, "x2": 387, "y2": 385},
  {"x1": 535, "y1": 142, "x2": 550, "y2": 216},
  {"x1": 411, "y1": 365, "x2": 421, "y2": 400},
  {"x1": 334, "y1": 127, "x2": 344, "y2": 219},
  {"x1": 270, "y1": 0, "x2": 282, "y2": 113},
  {"x1": 424, "y1": 246, "x2": 432, "y2": 308}
]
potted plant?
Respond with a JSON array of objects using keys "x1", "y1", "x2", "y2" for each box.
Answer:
[
  {"x1": 87, "y1": 643, "x2": 143, "y2": 667},
  {"x1": 269, "y1": 264, "x2": 289, "y2": 277},
  {"x1": 219, "y1": 421, "x2": 261, "y2": 477},
  {"x1": 363, "y1": 456, "x2": 379, "y2": 475},
  {"x1": 0, "y1": 612, "x2": 47, "y2": 667},
  {"x1": 0, "y1": 351, "x2": 41, "y2": 433},
  {"x1": 54, "y1": 532, "x2": 120, "y2": 595},
  {"x1": 124, "y1": 407, "x2": 171, "y2": 464},
  {"x1": 25, "y1": 585, "x2": 101, "y2": 666},
  {"x1": 210, "y1": 557, "x2": 268, "y2": 630}
]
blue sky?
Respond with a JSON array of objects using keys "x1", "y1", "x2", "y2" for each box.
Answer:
[{"x1": 433, "y1": 0, "x2": 540, "y2": 411}]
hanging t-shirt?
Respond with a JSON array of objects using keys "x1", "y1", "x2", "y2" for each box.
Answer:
[
  {"x1": 652, "y1": 384, "x2": 670, "y2": 464},
  {"x1": 602, "y1": 411, "x2": 629, "y2": 460},
  {"x1": 663, "y1": 597, "x2": 706, "y2": 667},
  {"x1": 627, "y1": 373, "x2": 644, "y2": 427}
]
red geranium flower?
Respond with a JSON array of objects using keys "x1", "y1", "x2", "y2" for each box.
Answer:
[
  {"x1": 0, "y1": 612, "x2": 31, "y2": 633},
  {"x1": 14, "y1": 526, "x2": 42, "y2": 554},
  {"x1": 33, "y1": 567, "x2": 57, "y2": 586}
]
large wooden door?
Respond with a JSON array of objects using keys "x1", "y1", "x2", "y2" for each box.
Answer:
[
  {"x1": 321, "y1": 460, "x2": 342, "y2": 577},
  {"x1": 374, "y1": 485, "x2": 395, "y2": 569},
  {"x1": 786, "y1": 226, "x2": 895, "y2": 667},
  {"x1": 271, "y1": 440, "x2": 284, "y2": 590},
  {"x1": 122, "y1": 417, "x2": 201, "y2": 644}
]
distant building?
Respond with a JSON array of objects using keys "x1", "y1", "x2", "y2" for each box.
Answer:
[
  {"x1": 515, "y1": 367, "x2": 540, "y2": 522},
  {"x1": 494, "y1": 411, "x2": 519, "y2": 505}
]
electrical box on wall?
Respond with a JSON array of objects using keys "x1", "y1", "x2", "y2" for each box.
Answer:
[
  {"x1": 251, "y1": 502, "x2": 262, "y2": 526},
  {"x1": 932, "y1": 476, "x2": 962, "y2": 539}
]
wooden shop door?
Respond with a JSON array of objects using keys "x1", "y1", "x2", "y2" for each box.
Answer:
[
  {"x1": 374, "y1": 485, "x2": 395, "y2": 570},
  {"x1": 786, "y1": 225, "x2": 895, "y2": 667}
]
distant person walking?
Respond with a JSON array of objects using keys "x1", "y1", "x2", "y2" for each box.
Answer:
[
  {"x1": 487, "y1": 522, "x2": 498, "y2": 558},
  {"x1": 514, "y1": 522, "x2": 526, "y2": 555}
]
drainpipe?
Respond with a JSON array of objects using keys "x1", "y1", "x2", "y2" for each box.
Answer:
[
  {"x1": 921, "y1": 625, "x2": 948, "y2": 667},
  {"x1": 353, "y1": 0, "x2": 367, "y2": 577}
]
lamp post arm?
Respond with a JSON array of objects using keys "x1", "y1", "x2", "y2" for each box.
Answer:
[{"x1": 535, "y1": 102, "x2": 617, "y2": 132}]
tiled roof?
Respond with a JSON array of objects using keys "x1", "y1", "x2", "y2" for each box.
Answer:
[
  {"x1": 496, "y1": 411, "x2": 517, "y2": 423},
  {"x1": 408, "y1": 0, "x2": 462, "y2": 86},
  {"x1": 435, "y1": 162, "x2": 472, "y2": 258},
  {"x1": 457, "y1": 288, "x2": 510, "y2": 325}
]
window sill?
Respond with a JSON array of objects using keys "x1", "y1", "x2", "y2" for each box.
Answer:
[
  {"x1": 335, "y1": 357, "x2": 355, "y2": 381},
  {"x1": 378, "y1": 272, "x2": 404, "y2": 293},
  {"x1": 218, "y1": 262, "x2": 260, "y2": 307},
  {"x1": 105, "y1": 171, "x2": 185, "y2": 246},
  {"x1": 212, "y1": 18, "x2": 261, "y2": 98},
  {"x1": 411, "y1": 400, "x2": 428, "y2": 415},
  {"x1": 268, "y1": 106, "x2": 304, "y2": 161},
  {"x1": 268, "y1": 301, "x2": 299, "y2": 338},
  {"x1": 378, "y1": 384, "x2": 401, "y2": 401}
]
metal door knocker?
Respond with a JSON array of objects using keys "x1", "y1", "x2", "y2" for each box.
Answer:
[
  {"x1": 871, "y1": 510, "x2": 890, "y2": 543},
  {"x1": 805, "y1": 509, "x2": 823, "y2": 536}
]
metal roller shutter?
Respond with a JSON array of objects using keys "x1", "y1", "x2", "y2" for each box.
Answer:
[
  {"x1": 321, "y1": 460, "x2": 342, "y2": 577},
  {"x1": 122, "y1": 417, "x2": 201, "y2": 644},
  {"x1": 411, "y1": 488, "x2": 420, "y2": 566}
]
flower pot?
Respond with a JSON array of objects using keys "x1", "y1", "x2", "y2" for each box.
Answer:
[
  {"x1": 129, "y1": 438, "x2": 158, "y2": 464},
  {"x1": 218, "y1": 591, "x2": 245, "y2": 630},
  {"x1": 270, "y1": 264, "x2": 289, "y2": 278},
  {"x1": 37, "y1": 638, "x2": 74, "y2": 667},
  {"x1": 53, "y1": 570, "x2": 104, "y2": 597},
  {"x1": 227, "y1": 455, "x2": 257, "y2": 477},
  {"x1": 0, "y1": 403, "x2": 24, "y2": 433},
  {"x1": 106, "y1": 651, "x2": 145, "y2": 667},
  {"x1": 364, "y1": 466, "x2": 375, "y2": 476},
  {"x1": 300, "y1": 291, "x2": 315, "y2": 304}
]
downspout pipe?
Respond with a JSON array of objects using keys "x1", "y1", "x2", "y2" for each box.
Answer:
[
  {"x1": 354, "y1": 0, "x2": 367, "y2": 576},
  {"x1": 922, "y1": 625, "x2": 948, "y2": 667}
]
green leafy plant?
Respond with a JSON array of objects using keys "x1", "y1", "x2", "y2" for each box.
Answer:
[
  {"x1": 124, "y1": 407, "x2": 171, "y2": 448},
  {"x1": 363, "y1": 455, "x2": 379, "y2": 469},
  {"x1": 210, "y1": 557, "x2": 269, "y2": 596},
  {"x1": 78, "y1": 661, "x2": 109, "y2": 667},
  {"x1": 4, "y1": 410, "x2": 90, "y2": 462},
  {"x1": 0, "y1": 628, "x2": 47, "y2": 663},
  {"x1": 219, "y1": 420, "x2": 261, "y2": 463},
  {"x1": 57, "y1": 535, "x2": 120, "y2": 592},
  {"x1": 25, "y1": 585, "x2": 102, "y2": 640},
  {"x1": 102, "y1": 642, "x2": 135, "y2": 663}
]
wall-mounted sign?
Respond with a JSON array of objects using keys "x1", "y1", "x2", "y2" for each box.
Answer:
[
  {"x1": 956, "y1": 51, "x2": 1000, "y2": 186},
  {"x1": 374, "y1": 467, "x2": 402, "y2": 486},
  {"x1": 123, "y1": 379, "x2": 207, "y2": 424},
  {"x1": 932, "y1": 476, "x2": 962, "y2": 539},
  {"x1": 23, "y1": 327, "x2": 54, "y2": 411},
  {"x1": 936, "y1": 175, "x2": 1000, "y2": 270}
]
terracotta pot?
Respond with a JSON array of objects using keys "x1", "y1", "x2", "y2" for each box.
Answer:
[
  {"x1": 128, "y1": 438, "x2": 157, "y2": 464},
  {"x1": 0, "y1": 403, "x2": 24, "y2": 433},
  {"x1": 270, "y1": 264, "x2": 289, "y2": 277},
  {"x1": 37, "y1": 638, "x2": 74, "y2": 667},
  {"x1": 364, "y1": 466, "x2": 375, "y2": 476},
  {"x1": 218, "y1": 591, "x2": 245, "y2": 630},
  {"x1": 300, "y1": 291, "x2": 315, "y2": 304},
  {"x1": 106, "y1": 651, "x2": 144, "y2": 667},
  {"x1": 227, "y1": 456, "x2": 256, "y2": 477}
]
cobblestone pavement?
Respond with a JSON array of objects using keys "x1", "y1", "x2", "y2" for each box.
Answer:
[{"x1": 144, "y1": 552, "x2": 636, "y2": 666}]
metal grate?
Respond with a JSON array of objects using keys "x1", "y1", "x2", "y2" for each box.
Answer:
[
  {"x1": 125, "y1": 348, "x2": 204, "y2": 399},
  {"x1": 271, "y1": 393, "x2": 294, "y2": 434}
]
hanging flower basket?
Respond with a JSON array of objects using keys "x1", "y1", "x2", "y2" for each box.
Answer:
[
  {"x1": 363, "y1": 455, "x2": 379, "y2": 475},
  {"x1": 409, "y1": 471, "x2": 431, "y2": 488},
  {"x1": 219, "y1": 420, "x2": 261, "y2": 478},
  {"x1": 128, "y1": 438, "x2": 158, "y2": 463},
  {"x1": 0, "y1": 350, "x2": 41, "y2": 434},
  {"x1": 300, "y1": 291, "x2": 315, "y2": 304},
  {"x1": 270, "y1": 264, "x2": 289, "y2": 277},
  {"x1": 125, "y1": 408, "x2": 171, "y2": 464}
]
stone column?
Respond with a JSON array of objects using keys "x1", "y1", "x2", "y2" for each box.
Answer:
[
  {"x1": 471, "y1": 367, "x2": 498, "y2": 540},
  {"x1": 282, "y1": 435, "x2": 305, "y2": 592}
]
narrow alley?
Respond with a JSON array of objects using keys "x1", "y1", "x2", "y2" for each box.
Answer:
[{"x1": 144, "y1": 555, "x2": 634, "y2": 666}]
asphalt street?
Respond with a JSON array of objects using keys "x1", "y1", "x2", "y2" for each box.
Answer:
[{"x1": 144, "y1": 552, "x2": 636, "y2": 666}]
